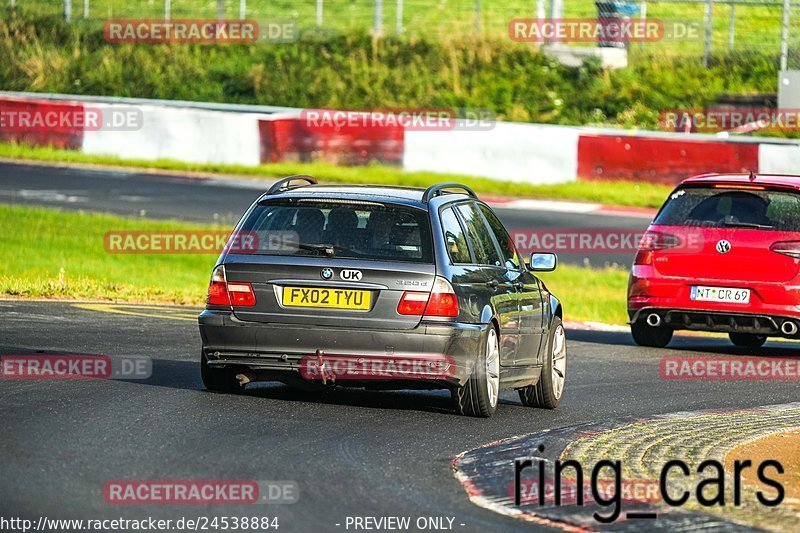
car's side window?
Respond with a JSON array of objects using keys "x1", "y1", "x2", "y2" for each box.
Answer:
[
  {"x1": 440, "y1": 207, "x2": 472, "y2": 264},
  {"x1": 478, "y1": 204, "x2": 520, "y2": 270},
  {"x1": 456, "y1": 203, "x2": 502, "y2": 267}
]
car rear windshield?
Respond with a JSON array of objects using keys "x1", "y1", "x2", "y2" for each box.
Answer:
[
  {"x1": 237, "y1": 198, "x2": 434, "y2": 263},
  {"x1": 653, "y1": 186, "x2": 800, "y2": 231}
]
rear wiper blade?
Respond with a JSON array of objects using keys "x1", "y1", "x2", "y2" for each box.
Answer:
[
  {"x1": 297, "y1": 243, "x2": 335, "y2": 257},
  {"x1": 721, "y1": 220, "x2": 773, "y2": 229}
]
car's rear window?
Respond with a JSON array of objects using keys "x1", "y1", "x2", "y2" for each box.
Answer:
[
  {"x1": 238, "y1": 199, "x2": 434, "y2": 263},
  {"x1": 654, "y1": 186, "x2": 800, "y2": 231}
]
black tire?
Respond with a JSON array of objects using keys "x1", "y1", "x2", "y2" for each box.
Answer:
[
  {"x1": 519, "y1": 316, "x2": 566, "y2": 409},
  {"x1": 453, "y1": 326, "x2": 500, "y2": 418},
  {"x1": 201, "y1": 351, "x2": 240, "y2": 392},
  {"x1": 631, "y1": 321, "x2": 673, "y2": 348},
  {"x1": 729, "y1": 332, "x2": 767, "y2": 347}
]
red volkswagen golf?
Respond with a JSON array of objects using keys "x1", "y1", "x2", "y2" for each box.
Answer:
[{"x1": 628, "y1": 173, "x2": 800, "y2": 348}]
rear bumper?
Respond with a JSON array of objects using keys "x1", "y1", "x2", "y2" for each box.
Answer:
[
  {"x1": 629, "y1": 307, "x2": 800, "y2": 337},
  {"x1": 628, "y1": 267, "x2": 800, "y2": 337},
  {"x1": 198, "y1": 310, "x2": 486, "y2": 387}
]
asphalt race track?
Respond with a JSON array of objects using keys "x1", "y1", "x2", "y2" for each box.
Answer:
[
  {"x1": 2, "y1": 301, "x2": 799, "y2": 531},
  {"x1": 2, "y1": 162, "x2": 799, "y2": 532},
  {"x1": 0, "y1": 161, "x2": 648, "y2": 268}
]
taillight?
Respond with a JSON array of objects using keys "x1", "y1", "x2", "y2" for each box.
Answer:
[
  {"x1": 207, "y1": 281, "x2": 230, "y2": 306},
  {"x1": 424, "y1": 277, "x2": 459, "y2": 317},
  {"x1": 635, "y1": 231, "x2": 680, "y2": 265},
  {"x1": 397, "y1": 291, "x2": 428, "y2": 315},
  {"x1": 396, "y1": 277, "x2": 459, "y2": 318},
  {"x1": 207, "y1": 266, "x2": 230, "y2": 306},
  {"x1": 638, "y1": 231, "x2": 680, "y2": 251},
  {"x1": 227, "y1": 283, "x2": 256, "y2": 306},
  {"x1": 627, "y1": 275, "x2": 650, "y2": 298},
  {"x1": 206, "y1": 265, "x2": 256, "y2": 307},
  {"x1": 771, "y1": 241, "x2": 800, "y2": 259}
]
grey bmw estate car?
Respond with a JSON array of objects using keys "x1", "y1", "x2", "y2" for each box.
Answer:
[{"x1": 198, "y1": 176, "x2": 566, "y2": 417}]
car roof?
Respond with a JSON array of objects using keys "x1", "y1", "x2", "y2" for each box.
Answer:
[
  {"x1": 261, "y1": 184, "x2": 475, "y2": 208},
  {"x1": 681, "y1": 173, "x2": 800, "y2": 189}
]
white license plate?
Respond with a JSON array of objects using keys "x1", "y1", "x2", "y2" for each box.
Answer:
[{"x1": 690, "y1": 286, "x2": 751, "y2": 304}]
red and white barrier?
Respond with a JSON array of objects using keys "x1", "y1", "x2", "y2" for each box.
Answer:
[
  {"x1": 576, "y1": 133, "x2": 761, "y2": 184},
  {"x1": 83, "y1": 103, "x2": 264, "y2": 165},
  {"x1": 758, "y1": 143, "x2": 800, "y2": 174},
  {"x1": 258, "y1": 113, "x2": 404, "y2": 166},
  {"x1": 1, "y1": 92, "x2": 798, "y2": 186},
  {"x1": 0, "y1": 95, "x2": 85, "y2": 150},
  {"x1": 404, "y1": 122, "x2": 579, "y2": 184}
]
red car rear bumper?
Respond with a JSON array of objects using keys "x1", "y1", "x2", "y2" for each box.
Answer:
[{"x1": 628, "y1": 267, "x2": 800, "y2": 336}]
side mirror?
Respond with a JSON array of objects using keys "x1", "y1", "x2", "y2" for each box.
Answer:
[{"x1": 528, "y1": 252, "x2": 558, "y2": 272}]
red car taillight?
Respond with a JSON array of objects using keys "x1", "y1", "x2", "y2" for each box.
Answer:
[
  {"x1": 207, "y1": 280, "x2": 231, "y2": 306},
  {"x1": 397, "y1": 291, "x2": 428, "y2": 315},
  {"x1": 206, "y1": 266, "x2": 256, "y2": 307},
  {"x1": 634, "y1": 230, "x2": 681, "y2": 265},
  {"x1": 397, "y1": 277, "x2": 459, "y2": 318},
  {"x1": 424, "y1": 278, "x2": 460, "y2": 317},
  {"x1": 627, "y1": 276, "x2": 651, "y2": 298},
  {"x1": 770, "y1": 241, "x2": 800, "y2": 259},
  {"x1": 227, "y1": 283, "x2": 257, "y2": 306}
]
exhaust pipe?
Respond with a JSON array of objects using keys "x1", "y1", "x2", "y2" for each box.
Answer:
[
  {"x1": 646, "y1": 313, "x2": 662, "y2": 327},
  {"x1": 235, "y1": 372, "x2": 256, "y2": 387},
  {"x1": 781, "y1": 321, "x2": 798, "y2": 336}
]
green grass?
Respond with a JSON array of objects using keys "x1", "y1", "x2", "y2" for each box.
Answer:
[
  {"x1": 0, "y1": 203, "x2": 630, "y2": 323},
  {"x1": 0, "y1": 11, "x2": 783, "y2": 132},
  {"x1": 12, "y1": 0, "x2": 792, "y2": 55},
  {"x1": 539, "y1": 266, "x2": 629, "y2": 325},
  {"x1": 0, "y1": 204, "x2": 215, "y2": 304},
  {"x1": 0, "y1": 141, "x2": 672, "y2": 208}
]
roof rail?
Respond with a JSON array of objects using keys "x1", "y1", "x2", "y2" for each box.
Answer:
[
  {"x1": 266, "y1": 175, "x2": 318, "y2": 195},
  {"x1": 421, "y1": 183, "x2": 477, "y2": 203}
]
